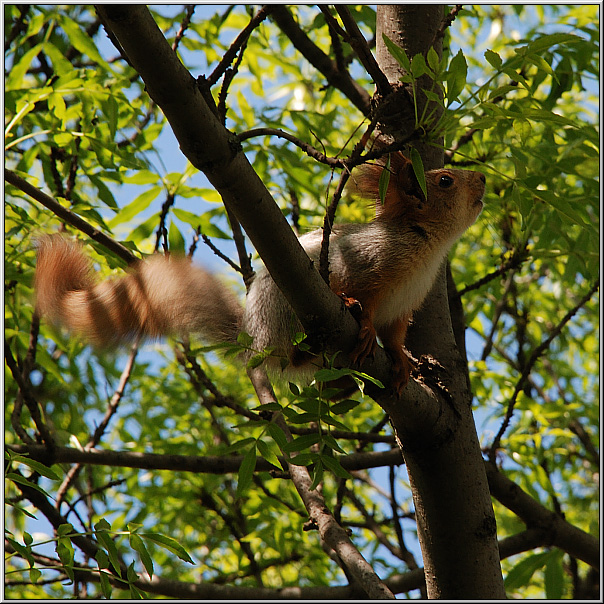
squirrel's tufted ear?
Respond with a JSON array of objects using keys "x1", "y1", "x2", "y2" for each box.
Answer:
[
  {"x1": 391, "y1": 153, "x2": 426, "y2": 205},
  {"x1": 354, "y1": 152, "x2": 426, "y2": 220}
]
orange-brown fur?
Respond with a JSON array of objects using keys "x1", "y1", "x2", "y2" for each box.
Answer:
[{"x1": 34, "y1": 152, "x2": 485, "y2": 394}]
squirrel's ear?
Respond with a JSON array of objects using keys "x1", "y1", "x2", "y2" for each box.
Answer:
[
  {"x1": 392, "y1": 153, "x2": 426, "y2": 205},
  {"x1": 353, "y1": 151, "x2": 425, "y2": 218}
]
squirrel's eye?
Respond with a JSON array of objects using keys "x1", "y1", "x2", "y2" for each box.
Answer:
[{"x1": 439, "y1": 175, "x2": 454, "y2": 188}]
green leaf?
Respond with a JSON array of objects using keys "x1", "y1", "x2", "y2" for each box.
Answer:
[
  {"x1": 314, "y1": 367, "x2": 350, "y2": 382},
  {"x1": 6, "y1": 537, "x2": 34, "y2": 567},
  {"x1": 6, "y1": 43, "x2": 44, "y2": 89},
  {"x1": 544, "y1": 550, "x2": 565, "y2": 599},
  {"x1": 382, "y1": 34, "x2": 411, "y2": 71},
  {"x1": 484, "y1": 49, "x2": 502, "y2": 69},
  {"x1": 427, "y1": 46, "x2": 441, "y2": 73},
  {"x1": 58, "y1": 14, "x2": 112, "y2": 70},
  {"x1": 57, "y1": 523, "x2": 74, "y2": 537},
  {"x1": 309, "y1": 460, "x2": 324, "y2": 490},
  {"x1": 237, "y1": 331, "x2": 254, "y2": 347},
  {"x1": 320, "y1": 454, "x2": 352, "y2": 479},
  {"x1": 256, "y1": 439, "x2": 282, "y2": 470},
  {"x1": 11, "y1": 455, "x2": 60, "y2": 480},
  {"x1": 141, "y1": 533, "x2": 195, "y2": 564},
  {"x1": 109, "y1": 185, "x2": 162, "y2": 227},
  {"x1": 168, "y1": 221, "x2": 185, "y2": 254},
  {"x1": 29, "y1": 567, "x2": 42, "y2": 584},
  {"x1": 409, "y1": 148, "x2": 427, "y2": 200},
  {"x1": 247, "y1": 353, "x2": 267, "y2": 369},
  {"x1": 446, "y1": 49, "x2": 467, "y2": 106},
  {"x1": 526, "y1": 33, "x2": 580, "y2": 55},
  {"x1": 282, "y1": 434, "x2": 320, "y2": 453},
  {"x1": 504, "y1": 551, "x2": 550, "y2": 590},
  {"x1": 129, "y1": 533, "x2": 154, "y2": 579},
  {"x1": 236, "y1": 445, "x2": 257, "y2": 497},
  {"x1": 94, "y1": 521, "x2": 122, "y2": 578},
  {"x1": 330, "y1": 399, "x2": 361, "y2": 415},
  {"x1": 99, "y1": 570, "x2": 112, "y2": 598},
  {"x1": 378, "y1": 154, "x2": 391, "y2": 205},
  {"x1": 88, "y1": 174, "x2": 119, "y2": 210},
  {"x1": 267, "y1": 423, "x2": 289, "y2": 450},
  {"x1": 6, "y1": 473, "x2": 52, "y2": 498}
]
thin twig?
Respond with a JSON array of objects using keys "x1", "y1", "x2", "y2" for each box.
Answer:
[
  {"x1": 207, "y1": 5, "x2": 274, "y2": 87},
  {"x1": 455, "y1": 246, "x2": 529, "y2": 298},
  {"x1": 199, "y1": 233, "x2": 243, "y2": 274},
  {"x1": 5, "y1": 343, "x2": 55, "y2": 450},
  {"x1": 224, "y1": 205, "x2": 254, "y2": 287},
  {"x1": 171, "y1": 5, "x2": 196, "y2": 53},
  {"x1": 489, "y1": 278, "x2": 600, "y2": 459},
  {"x1": 55, "y1": 339, "x2": 140, "y2": 509},
  {"x1": 238, "y1": 127, "x2": 346, "y2": 168},
  {"x1": 333, "y1": 6, "x2": 392, "y2": 95},
  {"x1": 5, "y1": 170, "x2": 137, "y2": 265},
  {"x1": 319, "y1": 170, "x2": 351, "y2": 284},
  {"x1": 433, "y1": 5, "x2": 464, "y2": 44}
]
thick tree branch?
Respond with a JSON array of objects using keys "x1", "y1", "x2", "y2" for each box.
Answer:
[
  {"x1": 246, "y1": 367, "x2": 395, "y2": 599},
  {"x1": 93, "y1": 4, "x2": 448, "y2": 436},
  {"x1": 6, "y1": 444, "x2": 405, "y2": 475},
  {"x1": 486, "y1": 461, "x2": 599, "y2": 568}
]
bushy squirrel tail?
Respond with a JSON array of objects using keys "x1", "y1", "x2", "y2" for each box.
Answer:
[{"x1": 34, "y1": 236, "x2": 243, "y2": 347}]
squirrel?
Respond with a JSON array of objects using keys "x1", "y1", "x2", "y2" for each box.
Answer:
[{"x1": 34, "y1": 152, "x2": 485, "y2": 393}]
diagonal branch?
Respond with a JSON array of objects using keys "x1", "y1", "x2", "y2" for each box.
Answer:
[
  {"x1": 55, "y1": 339, "x2": 140, "y2": 509},
  {"x1": 246, "y1": 366, "x2": 395, "y2": 599},
  {"x1": 270, "y1": 6, "x2": 372, "y2": 115},
  {"x1": 206, "y1": 5, "x2": 274, "y2": 87},
  {"x1": 333, "y1": 5, "x2": 392, "y2": 94},
  {"x1": 5, "y1": 170, "x2": 137, "y2": 265},
  {"x1": 486, "y1": 461, "x2": 599, "y2": 568},
  {"x1": 489, "y1": 277, "x2": 600, "y2": 457}
]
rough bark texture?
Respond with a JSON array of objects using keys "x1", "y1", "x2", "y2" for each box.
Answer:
[{"x1": 375, "y1": 5, "x2": 507, "y2": 599}]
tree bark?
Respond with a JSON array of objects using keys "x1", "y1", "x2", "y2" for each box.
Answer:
[{"x1": 375, "y1": 5, "x2": 506, "y2": 598}]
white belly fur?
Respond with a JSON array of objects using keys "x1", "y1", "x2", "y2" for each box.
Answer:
[{"x1": 373, "y1": 245, "x2": 447, "y2": 328}]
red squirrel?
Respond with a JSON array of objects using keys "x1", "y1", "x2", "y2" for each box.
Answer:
[{"x1": 35, "y1": 153, "x2": 485, "y2": 393}]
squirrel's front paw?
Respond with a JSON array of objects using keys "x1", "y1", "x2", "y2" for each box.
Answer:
[
  {"x1": 350, "y1": 320, "x2": 378, "y2": 366},
  {"x1": 391, "y1": 349, "x2": 415, "y2": 396}
]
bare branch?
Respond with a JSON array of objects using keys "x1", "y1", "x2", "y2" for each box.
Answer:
[
  {"x1": 5, "y1": 343, "x2": 55, "y2": 450},
  {"x1": 489, "y1": 278, "x2": 600, "y2": 457},
  {"x1": 270, "y1": 6, "x2": 372, "y2": 115},
  {"x1": 454, "y1": 245, "x2": 529, "y2": 298},
  {"x1": 55, "y1": 339, "x2": 140, "y2": 509},
  {"x1": 432, "y1": 5, "x2": 463, "y2": 45},
  {"x1": 206, "y1": 5, "x2": 274, "y2": 87},
  {"x1": 5, "y1": 169, "x2": 137, "y2": 265},
  {"x1": 238, "y1": 127, "x2": 346, "y2": 168},
  {"x1": 333, "y1": 6, "x2": 392, "y2": 95},
  {"x1": 171, "y1": 5, "x2": 195, "y2": 53},
  {"x1": 486, "y1": 461, "x2": 599, "y2": 568}
]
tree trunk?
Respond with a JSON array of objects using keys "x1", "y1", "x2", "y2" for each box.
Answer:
[{"x1": 376, "y1": 5, "x2": 506, "y2": 598}]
